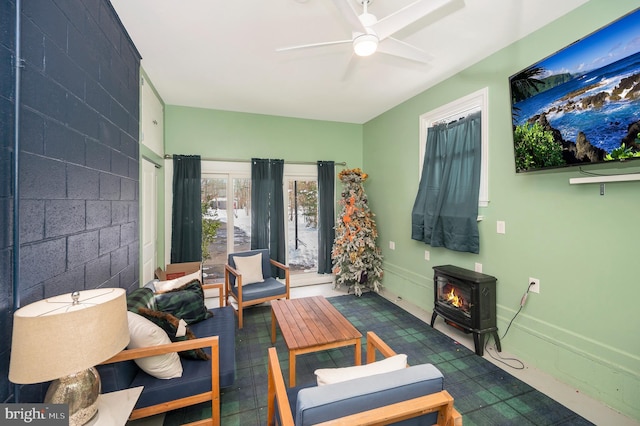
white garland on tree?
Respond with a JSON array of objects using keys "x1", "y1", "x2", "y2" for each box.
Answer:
[{"x1": 332, "y1": 168, "x2": 383, "y2": 296}]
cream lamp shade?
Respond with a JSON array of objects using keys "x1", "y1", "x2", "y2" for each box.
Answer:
[{"x1": 9, "y1": 288, "x2": 130, "y2": 384}]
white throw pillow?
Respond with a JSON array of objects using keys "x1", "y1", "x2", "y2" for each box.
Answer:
[
  {"x1": 233, "y1": 253, "x2": 264, "y2": 285},
  {"x1": 154, "y1": 278, "x2": 179, "y2": 293},
  {"x1": 155, "y1": 270, "x2": 201, "y2": 293},
  {"x1": 314, "y1": 354, "x2": 407, "y2": 386},
  {"x1": 126, "y1": 311, "x2": 183, "y2": 379}
]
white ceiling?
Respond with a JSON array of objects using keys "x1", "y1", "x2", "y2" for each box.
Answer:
[{"x1": 110, "y1": 0, "x2": 588, "y2": 124}]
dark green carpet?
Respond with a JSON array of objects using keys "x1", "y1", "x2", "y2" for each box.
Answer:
[{"x1": 164, "y1": 292, "x2": 594, "y2": 426}]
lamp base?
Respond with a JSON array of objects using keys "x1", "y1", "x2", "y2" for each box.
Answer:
[{"x1": 44, "y1": 367, "x2": 101, "y2": 426}]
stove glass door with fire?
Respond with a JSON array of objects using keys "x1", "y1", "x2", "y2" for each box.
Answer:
[{"x1": 435, "y1": 274, "x2": 472, "y2": 326}]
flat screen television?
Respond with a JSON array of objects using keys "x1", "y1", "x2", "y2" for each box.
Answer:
[{"x1": 509, "y1": 8, "x2": 640, "y2": 173}]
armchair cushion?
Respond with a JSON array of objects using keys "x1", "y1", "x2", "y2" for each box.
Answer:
[
  {"x1": 188, "y1": 306, "x2": 237, "y2": 389},
  {"x1": 232, "y1": 252, "x2": 264, "y2": 285},
  {"x1": 230, "y1": 277, "x2": 287, "y2": 302},
  {"x1": 295, "y1": 363, "x2": 444, "y2": 426},
  {"x1": 130, "y1": 345, "x2": 215, "y2": 410}
]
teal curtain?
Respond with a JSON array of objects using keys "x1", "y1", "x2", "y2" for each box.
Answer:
[
  {"x1": 269, "y1": 159, "x2": 285, "y2": 278},
  {"x1": 317, "y1": 161, "x2": 335, "y2": 274},
  {"x1": 251, "y1": 158, "x2": 285, "y2": 277},
  {"x1": 251, "y1": 158, "x2": 270, "y2": 250},
  {"x1": 411, "y1": 112, "x2": 482, "y2": 253},
  {"x1": 171, "y1": 155, "x2": 202, "y2": 263}
]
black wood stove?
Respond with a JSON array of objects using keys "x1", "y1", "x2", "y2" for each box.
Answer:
[{"x1": 430, "y1": 265, "x2": 501, "y2": 356}]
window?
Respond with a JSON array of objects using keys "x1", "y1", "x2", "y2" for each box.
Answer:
[{"x1": 419, "y1": 87, "x2": 489, "y2": 207}]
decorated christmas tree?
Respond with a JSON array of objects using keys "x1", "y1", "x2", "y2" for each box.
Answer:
[{"x1": 332, "y1": 168, "x2": 383, "y2": 296}]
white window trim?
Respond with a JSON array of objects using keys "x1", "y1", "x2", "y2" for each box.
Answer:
[
  {"x1": 201, "y1": 160, "x2": 251, "y2": 175},
  {"x1": 419, "y1": 87, "x2": 489, "y2": 207}
]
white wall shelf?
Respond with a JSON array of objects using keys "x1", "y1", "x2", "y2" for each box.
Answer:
[{"x1": 569, "y1": 174, "x2": 640, "y2": 184}]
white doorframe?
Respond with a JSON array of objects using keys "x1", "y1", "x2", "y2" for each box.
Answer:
[{"x1": 141, "y1": 157, "x2": 159, "y2": 284}]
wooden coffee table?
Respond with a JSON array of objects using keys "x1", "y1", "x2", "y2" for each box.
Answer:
[{"x1": 271, "y1": 296, "x2": 362, "y2": 387}]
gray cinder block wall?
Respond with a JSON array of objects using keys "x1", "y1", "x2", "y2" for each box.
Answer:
[{"x1": 0, "y1": 0, "x2": 141, "y2": 402}]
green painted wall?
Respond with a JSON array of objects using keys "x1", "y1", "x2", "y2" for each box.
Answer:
[
  {"x1": 165, "y1": 106, "x2": 363, "y2": 165},
  {"x1": 363, "y1": 0, "x2": 640, "y2": 420}
]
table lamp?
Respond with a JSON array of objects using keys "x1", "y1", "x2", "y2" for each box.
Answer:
[{"x1": 9, "y1": 288, "x2": 130, "y2": 426}]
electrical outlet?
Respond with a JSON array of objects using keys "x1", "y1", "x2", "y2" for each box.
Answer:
[
  {"x1": 529, "y1": 277, "x2": 540, "y2": 294},
  {"x1": 389, "y1": 241, "x2": 395, "y2": 250},
  {"x1": 497, "y1": 221, "x2": 506, "y2": 234},
  {"x1": 475, "y1": 263, "x2": 482, "y2": 273},
  {"x1": 424, "y1": 250, "x2": 430, "y2": 261}
]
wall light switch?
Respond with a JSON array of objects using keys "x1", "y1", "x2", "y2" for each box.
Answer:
[
  {"x1": 475, "y1": 263, "x2": 482, "y2": 273},
  {"x1": 389, "y1": 241, "x2": 395, "y2": 250},
  {"x1": 497, "y1": 221, "x2": 506, "y2": 234},
  {"x1": 424, "y1": 250, "x2": 430, "y2": 261}
]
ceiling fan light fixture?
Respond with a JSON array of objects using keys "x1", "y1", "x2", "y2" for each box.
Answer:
[{"x1": 353, "y1": 33, "x2": 378, "y2": 57}]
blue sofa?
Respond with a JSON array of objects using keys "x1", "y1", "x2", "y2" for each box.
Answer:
[{"x1": 98, "y1": 282, "x2": 235, "y2": 425}]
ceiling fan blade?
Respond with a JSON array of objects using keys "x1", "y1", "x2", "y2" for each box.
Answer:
[
  {"x1": 341, "y1": 54, "x2": 359, "y2": 81},
  {"x1": 372, "y1": 0, "x2": 455, "y2": 40},
  {"x1": 276, "y1": 39, "x2": 352, "y2": 52},
  {"x1": 377, "y1": 37, "x2": 432, "y2": 63},
  {"x1": 330, "y1": 0, "x2": 366, "y2": 33}
]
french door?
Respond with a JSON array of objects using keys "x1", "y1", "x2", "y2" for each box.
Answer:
[
  {"x1": 199, "y1": 162, "x2": 325, "y2": 284},
  {"x1": 201, "y1": 174, "x2": 251, "y2": 281},
  {"x1": 286, "y1": 177, "x2": 318, "y2": 276}
]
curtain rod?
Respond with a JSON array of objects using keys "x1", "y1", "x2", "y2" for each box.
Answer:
[
  {"x1": 432, "y1": 106, "x2": 481, "y2": 126},
  {"x1": 164, "y1": 154, "x2": 346, "y2": 166}
]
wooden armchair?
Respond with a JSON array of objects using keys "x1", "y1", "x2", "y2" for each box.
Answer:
[
  {"x1": 267, "y1": 331, "x2": 462, "y2": 426},
  {"x1": 225, "y1": 249, "x2": 290, "y2": 328}
]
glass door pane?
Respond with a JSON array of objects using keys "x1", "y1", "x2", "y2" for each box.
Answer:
[
  {"x1": 201, "y1": 177, "x2": 227, "y2": 282},
  {"x1": 287, "y1": 179, "x2": 318, "y2": 275},
  {"x1": 201, "y1": 176, "x2": 251, "y2": 283},
  {"x1": 232, "y1": 177, "x2": 251, "y2": 253}
]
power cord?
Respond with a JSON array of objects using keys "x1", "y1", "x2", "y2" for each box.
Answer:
[
  {"x1": 484, "y1": 334, "x2": 525, "y2": 369},
  {"x1": 483, "y1": 281, "x2": 536, "y2": 370},
  {"x1": 502, "y1": 281, "x2": 535, "y2": 340}
]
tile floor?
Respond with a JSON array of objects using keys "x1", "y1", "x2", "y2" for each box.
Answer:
[{"x1": 128, "y1": 282, "x2": 638, "y2": 426}]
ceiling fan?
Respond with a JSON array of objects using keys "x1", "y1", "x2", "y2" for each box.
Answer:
[{"x1": 277, "y1": 0, "x2": 456, "y2": 63}]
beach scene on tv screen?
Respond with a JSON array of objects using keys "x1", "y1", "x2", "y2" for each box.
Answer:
[{"x1": 510, "y1": 8, "x2": 640, "y2": 172}]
